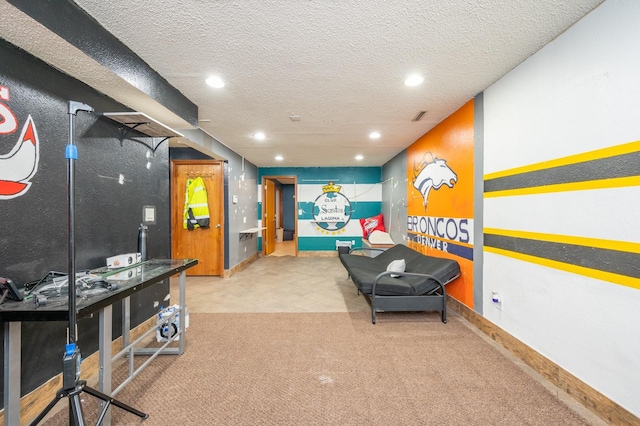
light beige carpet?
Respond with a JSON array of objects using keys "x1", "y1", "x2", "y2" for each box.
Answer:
[{"x1": 43, "y1": 311, "x2": 591, "y2": 425}]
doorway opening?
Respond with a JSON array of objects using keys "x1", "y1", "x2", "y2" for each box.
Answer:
[{"x1": 262, "y1": 176, "x2": 298, "y2": 257}]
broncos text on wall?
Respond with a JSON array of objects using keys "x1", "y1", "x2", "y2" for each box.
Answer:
[{"x1": 406, "y1": 100, "x2": 475, "y2": 308}]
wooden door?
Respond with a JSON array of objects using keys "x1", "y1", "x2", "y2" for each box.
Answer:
[
  {"x1": 171, "y1": 160, "x2": 224, "y2": 276},
  {"x1": 263, "y1": 179, "x2": 276, "y2": 255}
]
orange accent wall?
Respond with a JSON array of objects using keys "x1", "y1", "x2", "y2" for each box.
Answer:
[{"x1": 406, "y1": 100, "x2": 475, "y2": 308}]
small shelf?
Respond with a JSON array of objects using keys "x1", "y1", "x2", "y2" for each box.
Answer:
[
  {"x1": 103, "y1": 112, "x2": 184, "y2": 153},
  {"x1": 239, "y1": 227, "x2": 265, "y2": 241},
  {"x1": 103, "y1": 112, "x2": 183, "y2": 138}
]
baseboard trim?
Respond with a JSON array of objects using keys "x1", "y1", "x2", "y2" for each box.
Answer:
[
  {"x1": 224, "y1": 252, "x2": 259, "y2": 277},
  {"x1": 446, "y1": 297, "x2": 638, "y2": 425},
  {"x1": 4, "y1": 316, "x2": 157, "y2": 425},
  {"x1": 298, "y1": 250, "x2": 339, "y2": 257}
]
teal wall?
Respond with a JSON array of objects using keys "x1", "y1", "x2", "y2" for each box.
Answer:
[{"x1": 258, "y1": 167, "x2": 382, "y2": 251}]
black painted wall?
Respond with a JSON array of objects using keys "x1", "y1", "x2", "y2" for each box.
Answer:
[{"x1": 0, "y1": 39, "x2": 171, "y2": 402}]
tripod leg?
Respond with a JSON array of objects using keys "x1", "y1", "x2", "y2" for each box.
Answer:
[
  {"x1": 69, "y1": 392, "x2": 86, "y2": 426},
  {"x1": 29, "y1": 390, "x2": 66, "y2": 426},
  {"x1": 82, "y1": 385, "x2": 149, "y2": 420}
]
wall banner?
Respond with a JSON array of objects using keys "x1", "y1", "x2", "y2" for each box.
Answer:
[{"x1": 406, "y1": 100, "x2": 475, "y2": 307}]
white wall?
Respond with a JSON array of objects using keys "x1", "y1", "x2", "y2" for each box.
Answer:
[{"x1": 483, "y1": 0, "x2": 640, "y2": 416}]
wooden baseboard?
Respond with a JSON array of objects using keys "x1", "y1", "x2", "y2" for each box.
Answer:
[
  {"x1": 224, "y1": 252, "x2": 259, "y2": 278},
  {"x1": 446, "y1": 297, "x2": 638, "y2": 425},
  {"x1": 3, "y1": 316, "x2": 157, "y2": 425},
  {"x1": 298, "y1": 250, "x2": 339, "y2": 257}
]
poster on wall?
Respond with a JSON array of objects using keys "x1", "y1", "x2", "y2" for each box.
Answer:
[{"x1": 406, "y1": 100, "x2": 475, "y2": 307}]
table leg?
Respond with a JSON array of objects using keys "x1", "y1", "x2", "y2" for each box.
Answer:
[
  {"x1": 99, "y1": 305, "x2": 112, "y2": 425},
  {"x1": 121, "y1": 297, "x2": 130, "y2": 349},
  {"x1": 3, "y1": 322, "x2": 20, "y2": 426},
  {"x1": 178, "y1": 271, "x2": 186, "y2": 354}
]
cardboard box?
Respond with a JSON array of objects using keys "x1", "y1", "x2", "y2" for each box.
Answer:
[{"x1": 106, "y1": 253, "x2": 141, "y2": 269}]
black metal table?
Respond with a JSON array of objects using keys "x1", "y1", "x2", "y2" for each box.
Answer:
[{"x1": 0, "y1": 258, "x2": 198, "y2": 425}]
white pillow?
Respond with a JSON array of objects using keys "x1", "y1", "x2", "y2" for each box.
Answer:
[{"x1": 386, "y1": 259, "x2": 406, "y2": 278}]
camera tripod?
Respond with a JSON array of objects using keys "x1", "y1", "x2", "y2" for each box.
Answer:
[
  {"x1": 29, "y1": 373, "x2": 148, "y2": 426},
  {"x1": 30, "y1": 101, "x2": 148, "y2": 425}
]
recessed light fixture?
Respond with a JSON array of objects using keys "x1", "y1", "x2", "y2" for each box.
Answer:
[
  {"x1": 355, "y1": 154, "x2": 364, "y2": 161},
  {"x1": 275, "y1": 155, "x2": 283, "y2": 161},
  {"x1": 205, "y1": 76, "x2": 225, "y2": 88},
  {"x1": 254, "y1": 132, "x2": 266, "y2": 140},
  {"x1": 404, "y1": 74, "x2": 424, "y2": 87},
  {"x1": 369, "y1": 131, "x2": 381, "y2": 139}
]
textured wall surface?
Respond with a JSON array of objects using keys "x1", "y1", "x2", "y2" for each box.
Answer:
[
  {"x1": 483, "y1": 0, "x2": 640, "y2": 416},
  {"x1": 0, "y1": 39, "x2": 171, "y2": 402},
  {"x1": 381, "y1": 149, "x2": 408, "y2": 245}
]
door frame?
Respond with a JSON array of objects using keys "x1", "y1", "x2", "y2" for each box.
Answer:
[
  {"x1": 170, "y1": 159, "x2": 225, "y2": 275},
  {"x1": 262, "y1": 175, "x2": 298, "y2": 256}
]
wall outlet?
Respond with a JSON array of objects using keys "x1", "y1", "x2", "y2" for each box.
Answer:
[
  {"x1": 243, "y1": 217, "x2": 246, "y2": 223},
  {"x1": 491, "y1": 291, "x2": 503, "y2": 311}
]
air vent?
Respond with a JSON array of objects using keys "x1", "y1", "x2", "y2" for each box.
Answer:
[
  {"x1": 412, "y1": 111, "x2": 427, "y2": 122},
  {"x1": 290, "y1": 115, "x2": 301, "y2": 121}
]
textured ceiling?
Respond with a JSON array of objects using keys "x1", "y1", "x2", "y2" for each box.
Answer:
[{"x1": 4, "y1": 1, "x2": 604, "y2": 167}]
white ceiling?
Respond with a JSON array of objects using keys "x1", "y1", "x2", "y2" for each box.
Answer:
[{"x1": 2, "y1": 1, "x2": 604, "y2": 167}]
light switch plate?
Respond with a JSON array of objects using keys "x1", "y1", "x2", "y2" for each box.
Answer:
[{"x1": 143, "y1": 205, "x2": 156, "y2": 224}]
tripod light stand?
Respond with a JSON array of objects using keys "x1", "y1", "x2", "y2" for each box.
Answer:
[{"x1": 30, "y1": 101, "x2": 148, "y2": 426}]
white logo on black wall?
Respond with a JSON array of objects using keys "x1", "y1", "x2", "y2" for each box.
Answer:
[
  {"x1": 0, "y1": 86, "x2": 40, "y2": 199},
  {"x1": 412, "y1": 152, "x2": 457, "y2": 210}
]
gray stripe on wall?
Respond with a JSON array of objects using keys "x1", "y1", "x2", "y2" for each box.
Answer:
[
  {"x1": 484, "y1": 234, "x2": 640, "y2": 279},
  {"x1": 485, "y1": 151, "x2": 640, "y2": 192}
]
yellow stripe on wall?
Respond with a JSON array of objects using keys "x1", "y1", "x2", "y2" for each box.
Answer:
[{"x1": 484, "y1": 245, "x2": 640, "y2": 290}]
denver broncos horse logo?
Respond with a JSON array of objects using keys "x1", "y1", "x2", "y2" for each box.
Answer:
[
  {"x1": 0, "y1": 86, "x2": 40, "y2": 200},
  {"x1": 412, "y1": 152, "x2": 457, "y2": 210}
]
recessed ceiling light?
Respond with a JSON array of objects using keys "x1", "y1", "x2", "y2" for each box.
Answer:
[
  {"x1": 205, "y1": 76, "x2": 225, "y2": 88},
  {"x1": 369, "y1": 131, "x2": 381, "y2": 139},
  {"x1": 404, "y1": 74, "x2": 424, "y2": 87},
  {"x1": 355, "y1": 154, "x2": 364, "y2": 161},
  {"x1": 275, "y1": 155, "x2": 283, "y2": 161},
  {"x1": 254, "y1": 132, "x2": 266, "y2": 140}
]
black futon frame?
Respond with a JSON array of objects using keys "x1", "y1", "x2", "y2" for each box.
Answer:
[{"x1": 339, "y1": 244, "x2": 461, "y2": 324}]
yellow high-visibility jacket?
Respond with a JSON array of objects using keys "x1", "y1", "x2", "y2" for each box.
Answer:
[{"x1": 183, "y1": 177, "x2": 210, "y2": 230}]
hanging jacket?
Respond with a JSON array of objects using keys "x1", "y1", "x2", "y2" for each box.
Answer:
[{"x1": 183, "y1": 176, "x2": 210, "y2": 230}]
